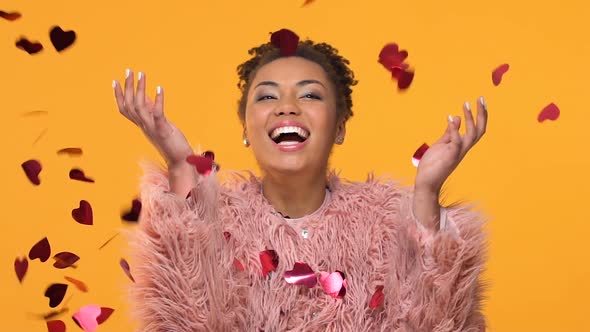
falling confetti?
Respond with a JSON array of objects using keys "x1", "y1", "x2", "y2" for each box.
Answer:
[
  {"x1": 186, "y1": 155, "x2": 214, "y2": 175},
  {"x1": 538, "y1": 103, "x2": 560, "y2": 122},
  {"x1": 284, "y1": 262, "x2": 317, "y2": 288},
  {"x1": 16, "y1": 37, "x2": 43, "y2": 54},
  {"x1": 45, "y1": 283, "x2": 68, "y2": 308},
  {"x1": 120, "y1": 258, "x2": 135, "y2": 282},
  {"x1": 369, "y1": 285, "x2": 384, "y2": 308},
  {"x1": 0, "y1": 10, "x2": 22, "y2": 21},
  {"x1": 42, "y1": 307, "x2": 69, "y2": 320},
  {"x1": 96, "y1": 307, "x2": 115, "y2": 324},
  {"x1": 14, "y1": 256, "x2": 28, "y2": 283},
  {"x1": 378, "y1": 43, "x2": 414, "y2": 90},
  {"x1": 412, "y1": 143, "x2": 429, "y2": 167},
  {"x1": 260, "y1": 250, "x2": 279, "y2": 277},
  {"x1": 57, "y1": 147, "x2": 83, "y2": 156},
  {"x1": 29, "y1": 237, "x2": 51, "y2": 262},
  {"x1": 22, "y1": 159, "x2": 42, "y2": 185},
  {"x1": 46, "y1": 320, "x2": 66, "y2": 332},
  {"x1": 98, "y1": 233, "x2": 119, "y2": 250},
  {"x1": 53, "y1": 252, "x2": 80, "y2": 269},
  {"x1": 64, "y1": 276, "x2": 88, "y2": 292},
  {"x1": 301, "y1": 0, "x2": 316, "y2": 6},
  {"x1": 69, "y1": 168, "x2": 95, "y2": 183},
  {"x1": 72, "y1": 200, "x2": 93, "y2": 225},
  {"x1": 121, "y1": 198, "x2": 141, "y2": 222},
  {"x1": 270, "y1": 29, "x2": 299, "y2": 56},
  {"x1": 72, "y1": 304, "x2": 101, "y2": 332},
  {"x1": 33, "y1": 128, "x2": 48, "y2": 146},
  {"x1": 319, "y1": 271, "x2": 347, "y2": 298},
  {"x1": 49, "y1": 26, "x2": 76, "y2": 52},
  {"x1": 492, "y1": 63, "x2": 510, "y2": 86},
  {"x1": 21, "y1": 110, "x2": 49, "y2": 117}
]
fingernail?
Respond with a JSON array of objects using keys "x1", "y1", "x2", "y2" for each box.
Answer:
[
  {"x1": 112, "y1": 80, "x2": 117, "y2": 88},
  {"x1": 138, "y1": 71, "x2": 143, "y2": 80},
  {"x1": 479, "y1": 96, "x2": 487, "y2": 110},
  {"x1": 125, "y1": 69, "x2": 131, "y2": 78},
  {"x1": 448, "y1": 115, "x2": 454, "y2": 123},
  {"x1": 464, "y1": 101, "x2": 471, "y2": 111},
  {"x1": 156, "y1": 86, "x2": 162, "y2": 94}
]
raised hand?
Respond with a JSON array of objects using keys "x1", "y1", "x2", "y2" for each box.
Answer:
[{"x1": 113, "y1": 69, "x2": 194, "y2": 167}]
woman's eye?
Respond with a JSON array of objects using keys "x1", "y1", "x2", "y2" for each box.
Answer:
[
  {"x1": 257, "y1": 95, "x2": 276, "y2": 101},
  {"x1": 302, "y1": 93, "x2": 321, "y2": 100}
]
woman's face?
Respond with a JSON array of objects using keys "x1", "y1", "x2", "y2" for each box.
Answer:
[{"x1": 244, "y1": 57, "x2": 344, "y2": 177}]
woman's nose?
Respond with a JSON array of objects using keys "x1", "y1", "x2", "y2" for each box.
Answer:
[{"x1": 274, "y1": 98, "x2": 301, "y2": 116}]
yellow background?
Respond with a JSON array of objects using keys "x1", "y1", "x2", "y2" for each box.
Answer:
[{"x1": 1, "y1": 0, "x2": 589, "y2": 331}]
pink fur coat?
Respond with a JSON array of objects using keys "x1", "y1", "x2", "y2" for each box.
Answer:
[{"x1": 127, "y1": 161, "x2": 487, "y2": 331}]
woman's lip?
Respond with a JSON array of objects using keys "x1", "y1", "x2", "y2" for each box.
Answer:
[
  {"x1": 273, "y1": 138, "x2": 309, "y2": 152},
  {"x1": 268, "y1": 120, "x2": 309, "y2": 135}
]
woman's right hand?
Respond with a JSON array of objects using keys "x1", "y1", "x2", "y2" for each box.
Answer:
[{"x1": 113, "y1": 69, "x2": 194, "y2": 167}]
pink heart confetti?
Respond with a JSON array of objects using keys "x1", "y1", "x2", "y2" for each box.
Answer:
[
  {"x1": 412, "y1": 143, "x2": 429, "y2": 167},
  {"x1": 121, "y1": 198, "x2": 141, "y2": 222},
  {"x1": 538, "y1": 103, "x2": 560, "y2": 122},
  {"x1": 120, "y1": 258, "x2": 135, "y2": 282},
  {"x1": 14, "y1": 256, "x2": 28, "y2": 283},
  {"x1": 46, "y1": 320, "x2": 66, "y2": 332},
  {"x1": 319, "y1": 271, "x2": 347, "y2": 298},
  {"x1": 22, "y1": 159, "x2": 42, "y2": 185},
  {"x1": 69, "y1": 168, "x2": 94, "y2": 183},
  {"x1": 271, "y1": 29, "x2": 300, "y2": 56},
  {"x1": 72, "y1": 304, "x2": 101, "y2": 332},
  {"x1": 72, "y1": 200, "x2": 93, "y2": 225},
  {"x1": 45, "y1": 283, "x2": 68, "y2": 308},
  {"x1": 284, "y1": 262, "x2": 317, "y2": 288},
  {"x1": 369, "y1": 285, "x2": 384, "y2": 308},
  {"x1": 492, "y1": 63, "x2": 510, "y2": 86},
  {"x1": 29, "y1": 237, "x2": 51, "y2": 262},
  {"x1": 260, "y1": 250, "x2": 279, "y2": 277},
  {"x1": 53, "y1": 252, "x2": 80, "y2": 269}
]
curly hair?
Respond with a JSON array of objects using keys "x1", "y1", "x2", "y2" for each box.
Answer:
[{"x1": 236, "y1": 38, "x2": 358, "y2": 124}]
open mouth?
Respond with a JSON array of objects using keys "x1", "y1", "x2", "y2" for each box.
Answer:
[{"x1": 269, "y1": 126, "x2": 310, "y2": 145}]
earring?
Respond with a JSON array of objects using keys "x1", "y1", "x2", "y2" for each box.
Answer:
[
  {"x1": 243, "y1": 137, "x2": 250, "y2": 147},
  {"x1": 335, "y1": 137, "x2": 344, "y2": 144}
]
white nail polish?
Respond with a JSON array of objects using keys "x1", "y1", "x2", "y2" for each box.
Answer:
[
  {"x1": 125, "y1": 69, "x2": 130, "y2": 78},
  {"x1": 138, "y1": 72, "x2": 143, "y2": 80},
  {"x1": 448, "y1": 115, "x2": 454, "y2": 123},
  {"x1": 479, "y1": 96, "x2": 486, "y2": 109},
  {"x1": 112, "y1": 80, "x2": 117, "y2": 88},
  {"x1": 464, "y1": 101, "x2": 471, "y2": 111},
  {"x1": 156, "y1": 86, "x2": 162, "y2": 94}
]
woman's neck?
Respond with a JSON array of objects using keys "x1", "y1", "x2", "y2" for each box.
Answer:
[{"x1": 262, "y1": 172, "x2": 328, "y2": 219}]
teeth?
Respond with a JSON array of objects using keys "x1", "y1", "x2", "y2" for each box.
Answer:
[{"x1": 270, "y1": 126, "x2": 309, "y2": 140}]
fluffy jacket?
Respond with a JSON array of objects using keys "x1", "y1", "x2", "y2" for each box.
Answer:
[{"x1": 127, "y1": 160, "x2": 488, "y2": 331}]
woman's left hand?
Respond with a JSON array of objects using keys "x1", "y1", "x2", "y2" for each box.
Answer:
[{"x1": 415, "y1": 97, "x2": 488, "y2": 194}]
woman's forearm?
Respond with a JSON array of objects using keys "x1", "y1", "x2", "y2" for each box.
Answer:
[
  {"x1": 412, "y1": 186, "x2": 441, "y2": 231},
  {"x1": 168, "y1": 162, "x2": 198, "y2": 198}
]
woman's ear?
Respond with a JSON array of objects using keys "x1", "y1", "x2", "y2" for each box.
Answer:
[{"x1": 335, "y1": 120, "x2": 346, "y2": 145}]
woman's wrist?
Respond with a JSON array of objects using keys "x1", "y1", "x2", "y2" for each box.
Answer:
[{"x1": 412, "y1": 186, "x2": 441, "y2": 231}]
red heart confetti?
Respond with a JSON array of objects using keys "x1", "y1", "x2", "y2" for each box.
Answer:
[
  {"x1": 120, "y1": 258, "x2": 135, "y2": 282},
  {"x1": 72, "y1": 200, "x2": 93, "y2": 225},
  {"x1": 22, "y1": 159, "x2": 42, "y2": 185},
  {"x1": 14, "y1": 256, "x2": 28, "y2": 283},
  {"x1": 98, "y1": 233, "x2": 119, "y2": 250},
  {"x1": 379, "y1": 43, "x2": 414, "y2": 90},
  {"x1": 392, "y1": 67, "x2": 415, "y2": 90},
  {"x1": 233, "y1": 258, "x2": 245, "y2": 272},
  {"x1": 29, "y1": 237, "x2": 51, "y2": 262},
  {"x1": 49, "y1": 26, "x2": 76, "y2": 52},
  {"x1": 53, "y1": 252, "x2": 80, "y2": 269},
  {"x1": 284, "y1": 262, "x2": 317, "y2": 288},
  {"x1": 412, "y1": 143, "x2": 429, "y2": 167},
  {"x1": 186, "y1": 154, "x2": 214, "y2": 175},
  {"x1": 64, "y1": 276, "x2": 88, "y2": 292},
  {"x1": 69, "y1": 168, "x2": 95, "y2": 183},
  {"x1": 492, "y1": 63, "x2": 510, "y2": 86},
  {"x1": 260, "y1": 250, "x2": 279, "y2": 277},
  {"x1": 319, "y1": 271, "x2": 347, "y2": 298},
  {"x1": 16, "y1": 37, "x2": 43, "y2": 54},
  {"x1": 0, "y1": 10, "x2": 22, "y2": 21},
  {"x1": 223, "y1": 231, "x2": 231, "y2": 241},
  {"x1": 45, "y1": 283, "x2": 68, "y2": 308},
  {"x1": 57, "y1": 147, "x2": 83, "y2": 156},
  {"x1": 46, "y1": 320, "x2": 66, "y2": 332},
  {"x1": 121, "y1": 198, "x2": 141, "y2": 222},
  {"x1": 72, "y1": 304, "x2": 100, "y2": 331},
  {"x1": 369, "y1": 285, "x2": 384, "y2": 308},
  {"x1": 96, "y1": 307, "x2": 115, "y2": 324},
  {"x1": 538, "y1": 103, "x2": 560, "y2": 122},
  {"x1": 270, "y1": 29, "x2": 299, "y2": 56}
]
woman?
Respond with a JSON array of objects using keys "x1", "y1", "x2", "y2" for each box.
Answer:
[{"x1": 113, "y1": 29, "x2": 488, "y2": 331}]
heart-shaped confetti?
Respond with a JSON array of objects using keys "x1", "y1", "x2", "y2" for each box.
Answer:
[
  {"x1": 46, "y1": 320, "x2": 66, "y2": 332},
  {"x1": 72, "y1": 304, "x2": 101, "y2": 332},
  {"x1": 369, "y1": 285, "x2": 384, "y2": 308},
  {"x1": 538, "y1": 103, "x2": 560, "y2": 122},
  {"x1": 29, "y1": 237, "x2": 51, "y2": 262},
  {"x1": 0, "y1": 10, "x2": 21, "y2": 21},
  {"x1": 53, "y1": 252, "x2": 80, "y2": 269},
  {"x1": 392, "y1": 67, "x2": 415, "y2": 90},
  {"x1": 22, "y1": 159, "x2": 42, "y2": 185},
  {"x1": 186, "y1": 155, "x2": 214, "y2": 175},
  {"x1": 14, "y1": 256, "x2": 28, "y2": 283},
  {"x1": 65, "y1": 276, "x2": 88, "y2": 292},
  {"x1": 96, "y1": 307, "x2": 115, "y2": 324},
  {"x1": 72, "y1": 200, "x2": 93, "y2": 225},
  {"x1": 57, "y1": 147, "x2": 83, "y2": 156},
  {"x1": 270, "y1": 29, "x2": 299, "y2": 56},
  {"x1": 378, "y1": 43, "x2": 409, "y2": 71},
  {"x1": 69, "y1": 168, "x2": 95, "y2": 183},
  {"x1": 45, "y1": 283, "x2": 68, "y2": 308},
  {"x1": 121, "y1": 198, "x2": 141, "y2": 222},
  {"x1": 49, "y1": 26, "x2": 76, "y2": 52},
  {"x1": 16, "y1": 37, "x2": 43, "y2": 54},
  {"x1": 260, "y1": 250, "x2": 278, "y2": 277},
  {"x1": 492, "y1": 63, "x2": 510, "y2": 86},
  {"x1": 284, "y1": 262, "x2": 317, "y2": 288},
  {"x1": 319, "y1": 271, "x2": 347, "y2": 298},
  {"x1": 120, "y1": 258, "x2": 135, "y2": 282},
  {"x1": 412, "y1": 143, "x2": 429, "y2": 167}
]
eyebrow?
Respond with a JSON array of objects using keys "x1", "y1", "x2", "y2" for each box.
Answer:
[{"x1": 254, "y1": 79, "x2": 326, "y2": 89}]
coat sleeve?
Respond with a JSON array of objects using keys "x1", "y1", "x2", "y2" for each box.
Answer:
[
  {"x1": 382, "y1": 187, "x2": 488, "y2": 332},
  {"x1": 126, "y1": 160, "x2": 234, "y2": 331}
]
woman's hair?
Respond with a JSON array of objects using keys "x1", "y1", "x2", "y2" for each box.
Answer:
[{"x1": 236, "y1": 39, "x2": 358, "y2": 124}]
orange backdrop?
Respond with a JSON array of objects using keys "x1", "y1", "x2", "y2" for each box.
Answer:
[{"x1": 1, "y1": 0, "x2": 589, "y2": 331}]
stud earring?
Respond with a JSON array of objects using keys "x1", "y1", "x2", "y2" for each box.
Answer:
[
  {"x1": 243, "y1": 138, "x2": 250, "y2": 147},
  {"x1": 335, "y1": 137, "x2": 344, "y2": 144}
]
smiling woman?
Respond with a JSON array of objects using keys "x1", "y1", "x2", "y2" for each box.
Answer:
[{"x1": 114, "y1": 29, "x2": 488, "y2": 331}]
